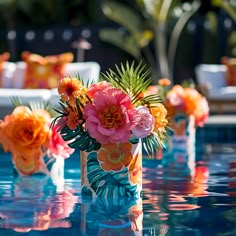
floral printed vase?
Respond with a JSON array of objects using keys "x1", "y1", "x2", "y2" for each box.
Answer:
[
  {"x1": 80, "y1": 141, "x2": 142, "y2": 199},
  {"x1": 81, "y1": 197, "x2": 143, "y2": 235},
  {"x1": 162, "y1": 113, "x2": 196, "y2": 177},
  {"x1": 11, "y1": 155, "x2": 64, "y2": 187}
]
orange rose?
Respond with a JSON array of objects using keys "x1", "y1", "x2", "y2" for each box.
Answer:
[{"x1": 0, "y1": 106, "x2": 51, "y2": 158}]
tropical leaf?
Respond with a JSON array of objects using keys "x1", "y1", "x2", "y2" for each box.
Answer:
[
  {"x1": 102, "y1": 61, "x2": 152, "y2": 106},
  {"x1": 86, "y1": 151, "x2": 139, "y2": 198},
  {"x1": 142, "y1": 125, "x2": 173, "y2": 157},
  {"x1": 141, "y1": 94, "x2": 163, "y2": 106},
  {"x1": 58, "y1": 122, "x2": 101, "y2": 152}
]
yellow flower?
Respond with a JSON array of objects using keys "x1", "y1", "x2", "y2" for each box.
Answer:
[{"x1": 149, "y1": 103, "x2": 168, "y2": 132}]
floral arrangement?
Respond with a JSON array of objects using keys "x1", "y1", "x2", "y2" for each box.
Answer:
[
  {"x1": 52, "y1": 62, "x2": 170, "y2": 155},
  {"x1": 0, "y1": 103, "x2": 74, "y2": 175},
  {"x1": 147, "y1": 78, "x2": 209, "y2": 127}
]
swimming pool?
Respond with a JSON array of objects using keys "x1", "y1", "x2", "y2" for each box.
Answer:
[{"x1": 0, "y1": 126, "x2": 236, "y2": 235}]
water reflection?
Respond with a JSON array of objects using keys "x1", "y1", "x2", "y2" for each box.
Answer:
[
  {"x1": 81, "y1": 197, "x2": 143, "y2": 235},
  {"x1": 0, "y1": 150, "x2": 236, "y2": 235},
  {"x1": 142, "y1": 161, "x2": 210, "y2": 235},
  {"x1": 0, "y1": 176, "x2": 78, "y2": 232}
]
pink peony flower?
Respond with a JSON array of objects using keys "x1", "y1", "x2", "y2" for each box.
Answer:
[
  {"x1": 84, "y1": 87, "x2": 140, "y2": 144},
  {"x1": 132, "y1": 106, "x2": 154, "y2": 138},
  {"x1": 87, "y1": 81, "x2": 113, "y2": 99}
]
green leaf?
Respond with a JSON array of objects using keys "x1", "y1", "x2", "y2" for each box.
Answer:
[
  {"x1": 86, "y1": 151, "x2": 139, "y2": 198},
  {"x1": 102, "y1": 61, "x2": 153, "y2": 106}
]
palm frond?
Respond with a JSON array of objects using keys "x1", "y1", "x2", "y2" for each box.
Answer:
[
  {"x1": 142, "y1": 125, "x2": 173, "y2": 158},
  {"x1": 11, "y1": 96, "x2": 24, "y2": 108},
  {"x1": 102, "y1": 61, "x2": 153, "y2": 106},
  {"x1": 29, "y1": 101, "x2": 56, "y2": 117},
  {"x1": 11, "y1": 96, "x2": 56, "y2": 117},
  {"x1": 181, "y1": 79, "x2": 195, "y2": 88},
  {"x1": 141, "y1": 94, "x2": 163, "y2": 106}
]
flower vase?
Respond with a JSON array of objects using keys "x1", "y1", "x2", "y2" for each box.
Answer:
[
  {"x1": 162, "y1": 113, "x2": 196, "y2": 176},
  {"x1": 11, "y1": 155, "x2": 64, "y2": 187},
  {"x1": 80, "y1": 141, "x2": 142, "y2": 199}
]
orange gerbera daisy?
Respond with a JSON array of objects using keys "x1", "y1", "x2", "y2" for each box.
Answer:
[
  {"x1": 58, "y1": 77, "x2": 87, "y2": 105},
  {"x1": 98, "y1": 142, "x2": 133, "y2": 171}
]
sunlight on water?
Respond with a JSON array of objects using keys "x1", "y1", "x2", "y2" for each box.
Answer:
[{"x1": 0, "y1": 150, "x2": 236, "y2": 235}]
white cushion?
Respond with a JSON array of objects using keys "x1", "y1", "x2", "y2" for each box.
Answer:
[
  {"x1": 209, "y1": 86, "x2": 236, "y2": 100},
  {"x1": 0, "y1": 62, "x2": 16, "y2": 88},
  {"x1": 0, "y1": 61, "x2": 101, "y2": 109},
  {"x1": 195, "y1": 64, "x2": 227, "y2": 89},
  {"x1": 12, "y1": 61, "x2": 27, "y2": 88},
  {"x1": 10, "y1": 61, "x2": 101, "y2": 89},
  {"x1": 0, "y1": 88, "x2": 52, "y2": 107},
  {"x1": 65, "y1": 61, "x2": 100, "y2": 84}
]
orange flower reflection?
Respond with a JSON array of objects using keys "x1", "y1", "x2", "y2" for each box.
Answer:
[
  {"x1": 98, "y1": 142, "x2": 133, "y2": 171},
  {"x1": 13, "y1": 153, "x2": 41, "y2": 175},
  {"x1": 129, "y1": 202, "x2": 143, "y2": 232}
]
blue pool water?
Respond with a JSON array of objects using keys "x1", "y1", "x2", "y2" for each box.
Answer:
[{"x1": 0, "y1": 142, "x2": 236, "y2": 236}]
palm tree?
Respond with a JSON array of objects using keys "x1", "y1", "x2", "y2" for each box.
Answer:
[{"x1": 99, "y1": 0, "x2": 236, "y2": 84}]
